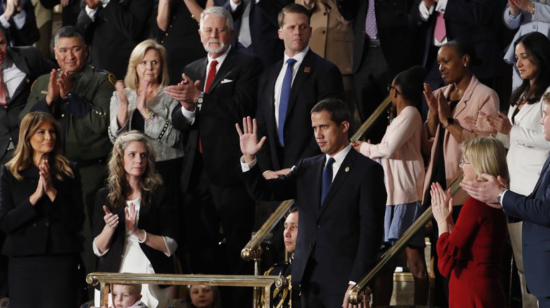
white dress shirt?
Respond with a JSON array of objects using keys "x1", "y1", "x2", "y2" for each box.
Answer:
[
  {"x1": 273, "y1": 46, "x2": 309, "y2": 130},
  {"x1": 180, "y1": 45, "x2": 233, "y2": 124}
]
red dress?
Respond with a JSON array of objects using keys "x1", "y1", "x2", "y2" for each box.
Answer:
[{"x1": 437, "y1": 197, "x2": 507, "y2": 307}]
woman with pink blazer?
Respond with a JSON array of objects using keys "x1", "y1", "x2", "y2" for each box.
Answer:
[{"x1": 421, "y1": 40, "x2": 499, "y2": 305}]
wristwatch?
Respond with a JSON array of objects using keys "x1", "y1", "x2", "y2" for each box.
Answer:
[
  {"x1": 444, "y1": 118, "x2": 454, "y2": 128},
  {"x1": 195, "y1": 92, "x2": 204, "y2": 104}
]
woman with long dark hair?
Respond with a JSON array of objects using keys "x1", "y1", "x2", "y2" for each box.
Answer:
[{"x1": 484, "y1": 32, "x2": 550, "y2": 307}]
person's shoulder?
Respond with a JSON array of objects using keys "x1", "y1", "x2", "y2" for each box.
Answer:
[
  {"x1": 30, "y1": 73, "x2": 50, "y2": 92},
  {"x1": 87, "y1": 65, "x2": 117, "y2": 85},
  {"x1": 307, "y1": 49, "x2": 340, "y2": 71},
  {"x1": 264, "y1": 262, "x2": 290, "y2": 276},
  {"x1": 9, "y1": 46, "x2": 43, "y2": 60}
]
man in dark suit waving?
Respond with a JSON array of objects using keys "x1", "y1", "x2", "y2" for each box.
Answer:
[
  {"x1": 165, "y1": 5, "x2": 263, "y2": 295},
  {"x1": 256, "y1": 3, "x2": 344, "y2": 178},
  {"x1": 237, "y1": 98, "x2": 386, "y2": 308}
]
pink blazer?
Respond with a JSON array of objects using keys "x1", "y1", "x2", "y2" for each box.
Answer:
[{"x1": 421, "y1": 76, "x2": 499, "y2": 206}]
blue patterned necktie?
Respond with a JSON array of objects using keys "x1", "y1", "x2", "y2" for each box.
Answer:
[
  {"x1": 278, "y1": 58, "x2": 297, "y2": 147},
  {"x1": 321, "y1": 157, "x2": 335, "y2": 205}
]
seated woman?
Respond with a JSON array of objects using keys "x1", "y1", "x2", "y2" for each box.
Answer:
[
  {"x1": 109, "y1": 39, "x2": 183, "y2": 205},
  {"x1": 431, "y1": 136, "x2": 508, "y2": 308},
  {"x1": 93, "y1": 131, "x2": 178, "y2": 308},
  {"x1": 0, "y1": 112, "x2": 84, "y2": 308},
  {"x1": 353, "y1": 66, "x2": 428, "y2": 306}
]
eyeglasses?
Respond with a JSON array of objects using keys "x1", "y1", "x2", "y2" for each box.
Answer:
[
  {"x1": 459, "y1": 158, "x2": 471, "y2": 168},
  {"x1": 387, "y1": 84, "x2": 401, "y2": 95}
]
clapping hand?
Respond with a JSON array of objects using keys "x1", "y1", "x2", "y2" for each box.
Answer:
[
  {"x1": 430, "y1": 183, "x2": 453, "y2": 227},
  {"x1": 481, "y1": 111, "x2": 512, "y2": 135},
  {"x1": 103, "y1": 206, "x2": 119, "y2": 230},
  {"x1": 115, "y1": 81, "x2": 128, "y2": 107},
  {"x1": 235, "y1": 116, "x2": 266, "y2": 163},
  {"x1": 423, "y1": 83, "x2": 438, "y2": 117},
  {"x1": 164, "y1": 74, "x2": 202, "y2": 111},
  {"x1": 437, "y1": 92, "x2": 452, "y2": 126},
  {"x1": 124, "y1": 202, "x2": 138, "y2": 235}
]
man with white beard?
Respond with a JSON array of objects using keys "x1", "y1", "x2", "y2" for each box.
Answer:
[{"x1": 164, "y1": 6, "x2": 263, "y2": 308}]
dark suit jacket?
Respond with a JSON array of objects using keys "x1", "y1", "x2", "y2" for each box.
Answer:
[
  {"x1": 93, "y1": 186, "x2": 177, "y2": 276},
  {"x1": 0, "y1": 163, "x2": 84, "y2": 256},
  {"x1": 410, "y1": 0, "x2": 501, "y2": 80},
  {"x1": 503, "y1": 157, "x2": 550, "y2": 298},
  {"x1": 337, "y1": 0, "x2": 417, "y2": 75},
  {"x1": 76, "y1": 0, "x2": 153, "y2": 79},
  {"x1": 0, "y1": 47, "x2": 54, "y2": 163},
  {"x1": 4, "y1": 0, "x2": 40, "y2": 46},
  {"x1": 256, "y1": 49, "x2": 344, "y2": 171},
  {"x1": 172, "y1": 48, "x2": 263, "y2": 191},
  {"x1": 241, "y1": 148, "x2": 386, "y2": 296},
  {"x1": 223, "y1": 0, "x2": 292, "y2": 69}
]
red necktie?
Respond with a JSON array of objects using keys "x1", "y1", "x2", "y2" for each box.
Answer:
[
  {"x1": 204, "y1": 60, "x2": 218, "y2": 93},
  {"x1": 0, "y1": 68, "x2": 7, "y2": 108},
  {"x1": 199, "y1": 60, "x2": 218, "y2": 154}
]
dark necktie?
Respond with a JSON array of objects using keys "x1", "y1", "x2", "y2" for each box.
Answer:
[
  {"x1": 278, "y1": 58, "x2": 297, "y2": 147},
  {"x1": 321, "y1": 157, "x2": 335, "y2": 205}
]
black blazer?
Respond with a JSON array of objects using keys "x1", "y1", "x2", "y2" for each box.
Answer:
[
  {"x1": 223, "y1": 0, "x2": 293, "y2": 69},
  {"x1": 76, "y1": 0, "x2": 153, "y2": 79},
  {"x1": 171, "y1": 48, "x2": 263, "y2": 191},
  {"x1": 93, "y1": 186, "x2": 177, "y2": 276},
  {"x1": 256, "y1": 49, "x2": 344, "y2": 172},
  {"x1": 241, "y1": 149, "x2": 386, "y2": 295},
  {"x1": 337, "y1": 0, "x2": 418, "y2": 75},
  {"x1": 0, "y1": 47, "x2": 54, "y2": 162},
  {"x1": 0, "y1": 162, "x2": 84, "y2": 256},
  {"x1": 410, "y1": 0, "x2": 501, "y2": 80}
]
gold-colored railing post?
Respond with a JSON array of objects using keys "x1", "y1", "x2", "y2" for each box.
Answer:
[
  {"x1": 348, "y1": 175, "x2": 464, "y2": 305},
  {"x1": 350, "y1": 96, "x2": 391, "y2": 143}
]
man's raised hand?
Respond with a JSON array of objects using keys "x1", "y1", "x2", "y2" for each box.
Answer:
[{"x1": 236, "y1": 116, "x2": 266, "y2": 163}]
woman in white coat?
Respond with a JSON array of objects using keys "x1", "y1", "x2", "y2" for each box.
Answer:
[{"x1": 485, "y1": 32, "x2": 550, "y2": 308}]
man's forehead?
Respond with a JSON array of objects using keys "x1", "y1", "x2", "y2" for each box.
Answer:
[{"x1": 56, "y1": 37, "x2": 84, "y2": 48}]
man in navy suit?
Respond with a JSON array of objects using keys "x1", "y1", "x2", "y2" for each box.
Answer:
[
  {"x1": 255, "y1": 3, "x2": 344, "y2": 178},
  {"x1": 165, "y1": 7, "x2": 262, "y2": 307},
  {"x1": 461, "y1": 95, "x2": 550, "y2": 308},
  {"x1": 237, "y1": 98, "x2": 386, "y2": 308}
]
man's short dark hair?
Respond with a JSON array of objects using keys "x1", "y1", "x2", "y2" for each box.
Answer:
[
  {"x1": 310, "y1": 98, "x2": 350, "y2": 125},
  {"x1": 277, "y1": 3, "x2": 311, "y2": 28},
  {"x1": 54, "y1": 26, "x2": 85, "y2": 47}
]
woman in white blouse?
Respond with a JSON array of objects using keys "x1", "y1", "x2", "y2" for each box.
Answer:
[
  {"x1": 93, "y1": 131, "x2": 178, "y2": 308},
  {"x1": 485, "y1": 32, "x2": 550, "y2": 308}
]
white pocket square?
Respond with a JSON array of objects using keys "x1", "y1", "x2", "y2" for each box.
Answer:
[{"x1": 221, "y1": 79, "x2": 233, "y2": 84}]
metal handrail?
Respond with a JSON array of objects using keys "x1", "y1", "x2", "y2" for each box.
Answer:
[
  {"x1": 240, "y1": 97, "x2": 392, "y2": 265},
  {"x1": 350, "y1": 96, "x2": 391, "y2": 143},
  {"x1": 241, "y1": 200, "x2": 295, "y2": 263},
  {"x1": 347, "y1": 175, "x2": 464, "y2": 304},
  {"x1": 87, "y1": 273, "x2": 283, "y2": 307}
]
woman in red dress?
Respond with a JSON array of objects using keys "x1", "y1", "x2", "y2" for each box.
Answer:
[{"x1": 431, "y1": 136, "x2": 508, "y2": 308}]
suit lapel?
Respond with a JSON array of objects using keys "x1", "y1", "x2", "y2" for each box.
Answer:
[
  {"x1": 310, "y1": 155, "x2": 324, "y2": 217},
  {"x1": 209, "y1": 49, "x2": 237, "y2": 93},
  {"x1": 7, "y1": 49, "x2": 30, "y2": 104},
  {"x1": 319, "y1": 149, "x2": 356, "y2": 217},
  {"x1": 267, "y1": 61, "x2": 283, "y2": 137},
  {"x1": 286, "y1": 50, "x2": 314, "y2": 119},
  {"x1": 532, "y1": 156, "x2": 550, "y2": 198}
]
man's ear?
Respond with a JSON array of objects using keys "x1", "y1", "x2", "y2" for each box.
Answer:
[{"x1": 341, "y1": 120, "x2": 350, "y2": 134}]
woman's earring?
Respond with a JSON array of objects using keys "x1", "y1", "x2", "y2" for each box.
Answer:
[{"x1": 463, "y1": 63, "x2": 467, "y2": 67}]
